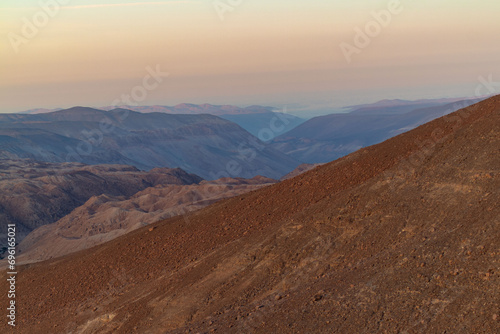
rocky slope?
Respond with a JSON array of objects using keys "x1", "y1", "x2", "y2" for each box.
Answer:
[
  {"x1": 0, "y1": 107, "x2": 299, "y2": 179},
  {"x1": 1, "y1": 96, "x2": 499, "y2": 333},
  {"x1": 16, "y1": 176, "x2": 276, "y2": 264},
  {"x1": 0, "y1": 160, "x2": 201, "y2": 247}
]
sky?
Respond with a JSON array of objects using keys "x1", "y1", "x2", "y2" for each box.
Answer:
[{"x1": 1, "y1": 0, "x2": 500, "y2": 116}]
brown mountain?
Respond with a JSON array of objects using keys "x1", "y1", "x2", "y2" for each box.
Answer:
[
  {"x1": 1, "y1": 96, "x2": 499, "y2": 333},
  {"x1": 15, "y1": 176, "x2": 277, "y2": 265},
  {"x1": 0, "y1": 160, "x2": 201, "y2": 248}
]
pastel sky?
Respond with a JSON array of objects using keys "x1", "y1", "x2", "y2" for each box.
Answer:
[{"x1": 1, "y1": 0, "x2": 500, "y2": 115}]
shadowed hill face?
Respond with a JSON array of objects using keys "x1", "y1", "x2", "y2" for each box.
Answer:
[
  {"x1": 219, "y1": 112, "x2": 305, "y2": 140},
  {"x1": 0, "y1": 107, "x2": 299, "y2": 179},
  {"x1": 343, "y1": 97, "x2": 478, "y2": 113},
  {"x1": 270, "y1": 98, "x2": 483, "y2": 164},
  {"x1": 2, "y1": 96, "x2": 499, "y2": 333},
  {"x1": 102, "y1": 104, "x2": 306, "y2": 140}
]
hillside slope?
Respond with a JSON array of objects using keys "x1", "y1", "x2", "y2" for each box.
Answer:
[
  {"x1": 0, "y1": 161, "x2": 201, "y2": 248},
  {"x1": 15, "y1": 176, "x2": 277, "y2": 265},
  {"x1": 0, "y1": 107, "x2": 299, "y2": 179},
  {"x1": 271, "y1": 98, "x2": 482, "y2": 163},
  {"x1": 219, "y1": 112, "x2": 305, "y2": 140},
  {"x1": 1, "y1": 96, "x2": 499, "y2": 333},
  {"x1": 99, "y1": 104, "x2": 305, "y2": 138}
]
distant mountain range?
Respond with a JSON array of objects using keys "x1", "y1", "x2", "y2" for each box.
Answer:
[
  {"x1": 101, "y1": 104, "x2": 279, "y2": 115},
  {"x1": 10, "y1": 98, "x2": 488, "y2": 176},
  {"x1": 270, "y1": 98, "x2": 485, "y2": 163},
  {"x1": 0, "y1": 107, "x2": 299, "y2": 179},
  {"x1": 102, "y1": 104, "x2": 306, "y2": 141},
  {"x1": 20, "y1": 104, "x2": 306, "y2": 140},
  {"x1": 342, "y1": 96, "x2": 478, "y2": 112},
  {"x1": 23, "y1": 104, "x2": 285, "y2": 116}
]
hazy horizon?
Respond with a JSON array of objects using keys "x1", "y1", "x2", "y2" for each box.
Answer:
[{"x1": 2, "y1": 0, "x2": 500, "y2": 115}]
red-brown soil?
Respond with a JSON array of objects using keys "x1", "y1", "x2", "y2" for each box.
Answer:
[
  {"x1": 1, "y1": 96, "x2": 499, "y2": 333},
  {"x1": 15, "y1": 176, "x2": 276, "y2": 265}
]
